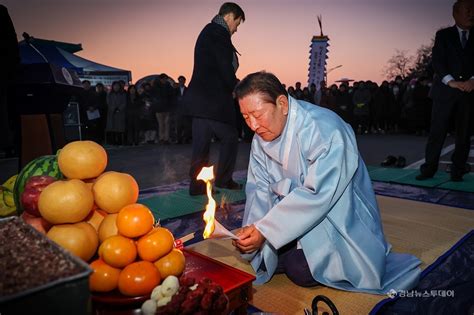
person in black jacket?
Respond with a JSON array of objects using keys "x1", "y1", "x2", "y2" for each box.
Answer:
[
  {"x1": 0, "y1": 5, "x2": 20, "y2": 158},
  {"x1": 184, "y1": 2, "x2": 245, "y2": 195},
  {"x1": 417, "y1": 0, "x2": 474, "y2": 182}
]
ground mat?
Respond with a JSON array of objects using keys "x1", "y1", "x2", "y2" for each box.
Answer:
[
  {"x1": 368, "y1": 166, "x2": 474, "y2": 193},
  {"x1": 370, "y1": 230, "x2": 474, "y2": 315},
  {"x1": 182, "y1": 196, "x2": 474, "y2": 314},
  {"x1": 139, "y1": 182, "x2": 246, "y2": 220},
  {"x1": 437, "y1": 174, "x2": 474, "y2": 192},
  {"x1": 140, "y1": 171, "x2": 473, "y2": 227},
  {"x1": 369, "y1": 167, "x2": 418, "y2": 182},
  {"x1": 373, "y1": 182, "x2": 474, "y2": 210}
]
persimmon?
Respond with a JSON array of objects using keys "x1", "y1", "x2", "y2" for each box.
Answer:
[
  {"x1": 137, "y1": 227, "x2": 174, "y2": 261},
  {"x1": 92, "y1": 171, "x2": 139, "y2": 214},
  {"x1": 89, "y1": 259, "x2": 121, "y2": 292},
  {"x1": 47, "y1": 222, "x2": 98, "y2": 262},
  {"x1": 118, "y1": 261, "x2": 161, "y2": 296},
  {"x1": 58, "y1": 140, "x2": 107, "y2": 180},
  {"x1": 98, "y1": 213, "x2": 118, "y2": 243},
  {"x1": 116, "y1": 203, "x2": 154, "y2": 238},
  {"x1": 86, "y1": 209, "x2": 107, "y2": 231},
  {"x1": 39, "y1": 179, "x2": 93, "y2": 224},
  {"x1": 154, "y1": 249, "x2": 186, "y2": 279},
  {"x1": 99, "y1": 235, "x2": 137, "y2": 268}
]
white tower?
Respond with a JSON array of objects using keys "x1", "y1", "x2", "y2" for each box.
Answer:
[{"x1": 308, "y1": 16, "x2": 329, "y2": 90}]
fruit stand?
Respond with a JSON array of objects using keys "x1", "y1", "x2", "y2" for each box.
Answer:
[{"x1": 0, "y1": 140, "x2": 256, "y2": 315}]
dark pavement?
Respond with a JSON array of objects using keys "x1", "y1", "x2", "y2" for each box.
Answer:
[{"x1": 1, "y1": 134, "x2": 461, "y2": 190}]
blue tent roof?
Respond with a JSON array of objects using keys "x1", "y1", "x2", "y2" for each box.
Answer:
[
  {"x1": 19, "y1": 36, "x2": 132, "y2": 84},
  {"x1": 19, "y1": 40, "x2": 83, "y2": 74}
]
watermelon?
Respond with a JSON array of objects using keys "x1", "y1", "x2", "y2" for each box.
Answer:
[{"x1": 13, "y1": 155, "x2": 63, "y2": 215}]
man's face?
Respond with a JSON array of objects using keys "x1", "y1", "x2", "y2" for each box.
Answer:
[
  {"x1": 239, "y1": 93, "x2": 288, "y2": 142},
  {"x1": 224, "y1": 13, "x2": 242, "y2": 35},
  {"x1": 454, "y1": 1, "x2": 474, "y2": 29}
]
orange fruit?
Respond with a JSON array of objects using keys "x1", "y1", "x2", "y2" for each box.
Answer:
[
  {"x1": 154, "y1": 249, "x2": 185, "y2": 279},
  {"x1": 117, "y1": 204, "x2": 154, "y2": 238},
  {"x1": 137, "y1": 227, "x2": 174, "y2": 261},
  {"x1": 21, "y1": 211, "x2": 52, "y2": 234},
  {"x1": 99, "y1": 235, "x2": 137, "y2": 268},
  {"x1": 89, "y1": 259, "x2": 121, "y2": 292},
  {"x1": 98, "y1": 213, "x2": 119, "y2": 243},
  {"x1": 58, "y1": 140, "x2": 107, "y2": 180},
  {"x1": 92, "y1": 172, "x2": 139, "y2": 214},
  {"x1": 118, "y1": 261, "x2": 161, "y2": 296},
  {"x1": 38, "y1": 179, "x2": 94, "y2": 224},
  {"x1": 47, "y1": 222, "x2": 98, "y2": 261},
  {"x1": 86, "y1": 209, "x2": 107, "y2": 231}
]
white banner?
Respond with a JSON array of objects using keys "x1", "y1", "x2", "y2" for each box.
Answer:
[{"x1": 308, "y1": 36, "x2": 329, "y2": 90}]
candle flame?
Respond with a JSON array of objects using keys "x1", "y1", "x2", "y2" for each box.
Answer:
[{"x1": 198, "y1": 166, "x2": 216, "y2": 239}]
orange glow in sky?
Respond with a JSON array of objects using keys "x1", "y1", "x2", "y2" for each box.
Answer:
[{"x1": 5, "y1": 0, "x2": 451, "y2": 86}]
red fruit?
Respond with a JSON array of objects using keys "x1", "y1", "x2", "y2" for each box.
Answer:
[
  {"x1": 21, "y1": 176, "x2": 56, "y2": 216},
  {"x1": 24, "y1": 175, "x2": 57, "y2": 191},
  {"x1": 212, "y1": 294, "x2": 228, "y2": 312},
  {"x1": 200, "y1": 292, "x2": 214, "y2": 310},
  {"x1": 180, "y1": 297, "x2": 200, "y2": 315},
  {"x1": 21, "y1": 187, "x2": 42, "y2": 217},
  {"x1": 21, "y1": 212, "x2": 52, "y2": 234},
  {"x1": 179, "y1": 275, "x2": 195, "y2": 287}
]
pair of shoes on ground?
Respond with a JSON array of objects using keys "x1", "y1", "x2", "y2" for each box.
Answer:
[
  {"x1": 189, "y1": 180, "x2": 242, "y2": 196},
  {"x1": 381, "y1": 155, "x2": 406, "y2": 168}
]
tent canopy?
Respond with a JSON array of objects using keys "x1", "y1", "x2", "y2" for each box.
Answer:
[{"x1": 19, "y1": 35, "x2": 131, "y2": 85}]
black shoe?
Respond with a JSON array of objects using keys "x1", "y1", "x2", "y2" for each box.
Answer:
[
  {"x1": 215, "y1": 180, "x2": 242, "y2": 190},
  {"x1": 446, "y1": 163, "x2": 471, "y2": 174},
  {"x1": 189, "y1": 180, "x2": 220, "y2": 196},
  {"x1": 381, "y1": 155, "x2": 397, "y2": 167},
  {"x1": 416, "y1": 173, "x2": 433, "y2": 181},
  {"x1": 396, "y1": 156, "x2": 406, "y2": 168},
  {"x1": 189, "y1": 180, "x2": 206, "y2": 196}
]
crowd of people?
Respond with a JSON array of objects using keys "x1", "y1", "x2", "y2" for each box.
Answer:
[
  {"x1": 286, "y1": 76, "x2": 433, "y2": 136},
  {"x1": 78, "y1": 75, "x2": 192, "y2": 146},
  {"x1": 77, "y1": 74, "x2": 436, "y2": 147}
]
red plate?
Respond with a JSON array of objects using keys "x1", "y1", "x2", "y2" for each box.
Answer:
[{"x1": 91, "y1": 290, "x2": 149, "y2": 306}]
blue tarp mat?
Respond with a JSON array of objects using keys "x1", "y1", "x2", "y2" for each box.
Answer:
[
  {"x1": 372, "y1": 181, "x2": 474, "y2": 210},
  {"x1": 370, "y1": 230, "x2": 474, "y2": 315}
]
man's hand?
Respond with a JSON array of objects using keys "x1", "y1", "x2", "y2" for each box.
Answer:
[
  {"x1": 232, "y1": 224, "x2": 266, "y2": 254},
  {"x1": 464, "y1": 79, "x2": 474, "y2": 92},
  {"x1": 448, "y1": 80, "x2": 471, "y2": 92}
]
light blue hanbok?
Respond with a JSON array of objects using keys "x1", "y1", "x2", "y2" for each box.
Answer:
[{"x1": 242, "y1": 97, "x2": 420, "y2": 294}]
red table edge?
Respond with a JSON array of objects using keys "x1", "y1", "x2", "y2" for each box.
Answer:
[{"x1": 183, "y1": 248, "x2": 256, "y2": 292}]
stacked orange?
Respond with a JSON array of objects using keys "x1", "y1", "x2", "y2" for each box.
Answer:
[
  {"x1": 34, "y1": 141, "x2": 139, "y2": 262},
  {"x1": 29, "y1": 140, "x2": 185, "y2": 297},
  {"x1": 90, "y1": 203, "x2": 186, "y2": 296}
]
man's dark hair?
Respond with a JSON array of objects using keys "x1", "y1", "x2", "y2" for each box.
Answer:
[
  {"x1": 219, "y1": 2, "x2": 245, "y2": 21},
  {"x1": 178, "y1": 75, "x2": 186, "y2": 81},
  {"x1": 234, "y1": 71, "x2": 287, "y2": 104}
]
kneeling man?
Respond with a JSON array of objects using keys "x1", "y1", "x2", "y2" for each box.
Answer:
[{"x1": 233, "y1": 71, "x2": 420, "y2": 294}]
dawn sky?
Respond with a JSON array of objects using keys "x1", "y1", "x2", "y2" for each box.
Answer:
[{"x1": 4, "y1": 0, "x2": 452, "y2": 86}]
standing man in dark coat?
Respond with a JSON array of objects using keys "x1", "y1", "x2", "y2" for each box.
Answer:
[
  {"x1": 0, "y1": 5, "x2": 20, "y2": 158},
  {"x1": 185, "y1": 2, "x2": 245, "y2": 195},
  {"x1": 417, "y1": 0, "x2": 474, "y2": 182}
]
